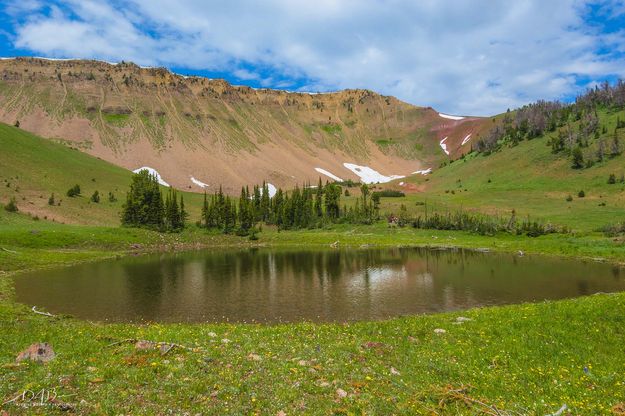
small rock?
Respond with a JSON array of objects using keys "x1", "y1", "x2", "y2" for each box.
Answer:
[
  {"x1": 298, "y1": 360, "x2": 309, "y2": 366},
  {"x1": 455, "y1": 316, "x2": 472, "y2": 323},
  {"x1": 135, "y1": 340, "x2": 155, "y2": 350},
  {"x1": 207, "y1": 332, "x2": 217, "y2": 338},
  {"x1": 390, "y1": 367, "x2": 400, "y2": 375},
  {"x1": 361, "y1": 341, "x2": 385, "y2": 350},
  {"x1": 160, "y1": 344, "x2": 174, "y2": 355},
  {"x1": 221, "y1": 338, "x2": 231, "y2": 344},
  {"x1": 248, "y1": 353, "x2": 262, "y2": 361},
  {"x1": 518, "y1": 250, "x2": 524, "y2": 256},
  {"x1": 433, "y1": 328, "x2": 447, "y2": 334},
  {"x1": 336, "y1": 388, "x2": 347, "y2": 398},
  {"x1": 16, "y1": 343, "x2": 55, "y2": 363},
  {"x1": 277, "y1": 411, "x2": 287, "y2": 416}
]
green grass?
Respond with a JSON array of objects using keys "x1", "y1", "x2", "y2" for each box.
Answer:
[
  {"x1": 320, "y1": 123, "x2": 342, "y2": 134},
  {"x1": 0, "y1": 123, "x2": 205, "y2": 226},
  {"x1": 1, "y1": 270, "x2": 624, "y2": 414},
  {"x1": 2, "y1": 116, "x2": 625, "y2": 413},
  {"x1": 390, "y1": 110, "x2": 625, "y2": 233},
  {"x1": 102, "y1": 113, "x2": 130, "y2": 126}
]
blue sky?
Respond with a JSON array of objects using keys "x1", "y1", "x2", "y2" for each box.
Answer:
[{"x1": 1, "y1": 0, "x2": 625, "y2": 116}]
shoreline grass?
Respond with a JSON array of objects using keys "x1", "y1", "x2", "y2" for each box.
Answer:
[{"x1": 1, "y1": 219, "x2": 625, "y2": 413}]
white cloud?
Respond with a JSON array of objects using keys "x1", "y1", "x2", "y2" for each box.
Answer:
[{"x1": 7, "y1": 0, "x2": 625, "y2": 115}]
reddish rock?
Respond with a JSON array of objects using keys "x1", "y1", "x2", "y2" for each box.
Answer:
[{"x1": 16, "y1": 343, "x2": 55, "y2": 363}]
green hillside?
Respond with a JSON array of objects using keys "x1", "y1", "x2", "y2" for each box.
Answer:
[
  {"x1": 388, "y1": 107, "x2": 625, "y2": 233},
  {"x1": 0, "y1": 123, "x2": 204, "y2": 226}
]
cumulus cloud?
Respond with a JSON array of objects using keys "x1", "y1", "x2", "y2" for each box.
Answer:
[{"x1": 5, "y1": 0, "x2": 625, "y2": 115}]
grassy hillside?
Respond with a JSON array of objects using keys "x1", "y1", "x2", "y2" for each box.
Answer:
[
  {"x1": 0, "y1": 123, "x2": 205, "y2": 225},
  {"x1": 386, "y1": 108, "x2": 625, "y2": 232}
]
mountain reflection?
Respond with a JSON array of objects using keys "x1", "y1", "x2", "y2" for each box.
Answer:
[{"x1": 13, "y1": 248, "x2": 625, "y2": 323}]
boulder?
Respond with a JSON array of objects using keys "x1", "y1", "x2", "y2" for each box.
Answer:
[{"x1": 16, "y1": 343, "x2": 55, "y2": 363}]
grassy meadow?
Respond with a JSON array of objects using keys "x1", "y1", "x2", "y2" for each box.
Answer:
[{"x1": 2, "y1": 117, "x2": 625, "y2": 414}]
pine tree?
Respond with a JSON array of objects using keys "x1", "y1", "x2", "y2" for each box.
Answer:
[
  {"x1": 611, "y1": 134, "x2": 622, "y2": 156},
  {"x1": 66, "y1": 184, "x2": 81, "y2": 197},
  {"x1": 48, "y1": 193, "x2": 55, "y2": 206},
  {"x1": 571, "y1": 146, "x2": 584, "y2": 169},
  {"x1": 260, "y1": 182, "x2": 271, "y2": 222},
  {"x1": 90, "y1": 190, "x2": 100, "y2": 203},
  {"x1": 4, "y1": 197, "x2": 18, "y2": 212},
  {"x1": 324, "y1": 184, "x2": 341, "y2": 219},
  {"x1": 121, "y1": 170, "x2": 164, "y2": 229},
  {"x1": 180, "y1": 195, "x2": 187, "y2": 227},
  {"x1": 314, "y1": 177, "x2": 324, "y2": 218}
]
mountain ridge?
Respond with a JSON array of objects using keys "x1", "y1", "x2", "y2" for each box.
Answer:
[{"x1": 0, "y1": 57, "x2": 490, "y2": 192}]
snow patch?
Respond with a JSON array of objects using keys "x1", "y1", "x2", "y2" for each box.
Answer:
[
  {"x1": 191, "y1": 176, "x2": 209, "y2": 188},
  {"x1": 461, "y1": 134, "x2": 472, "y2": 146},
  {"x1": 132, "y1": 167, "x2": 170, "y2": 187},
  {"x1": 267, "y1": 183, "x2": 277, "y2": 198},
  {"x1": 412, "y1": 168, "x2": 432, "y2": 175},
  {"x1": 439, "y1": 113, "x2": 465, "y2": 121},
  {"x1": 315, "y1": 167, "x2": 343, "y2": 182},
  {"x1": 439, "y1": 137, "x2": 450, "y2": 155},
  {"x1": 343, "y1": 163, "x2": 404, "y2": 184}
]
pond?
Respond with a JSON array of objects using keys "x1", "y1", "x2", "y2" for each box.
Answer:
[{"x1": 13, "y1": 247, "x2": 625, "y2": 323}]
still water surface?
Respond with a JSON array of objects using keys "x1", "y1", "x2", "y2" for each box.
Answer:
[{"x1": 14, "y1": 247, "x2": 625, "y2": 323}]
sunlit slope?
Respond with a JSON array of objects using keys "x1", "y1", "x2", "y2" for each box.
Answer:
[
  {"x1": 0, "y1": 123, "x2": 204, "y2": 225},
  {"x1": 396, "y1": 108, "x2": 625, "y2": 232}
]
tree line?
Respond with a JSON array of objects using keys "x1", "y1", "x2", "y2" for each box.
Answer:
[
  {"x1": 121, "y1": 170, "x2": 384, "y2": 235},
  {"x1": 200, "y1": 178, "x2": 381, "y2": 236},
  {"x1": 473, "y1": 80, "x2": 625, "y2": 168}
]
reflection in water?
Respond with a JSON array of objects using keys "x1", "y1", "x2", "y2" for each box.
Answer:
[{"x1": 13, "y1": 247, "x2": 625, "y2": 323}]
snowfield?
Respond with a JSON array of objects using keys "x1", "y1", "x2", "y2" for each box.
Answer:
[
  {"x1": 439, "y1": 137, "x2": 450, "y2": 155},
  {"x1": 343, "y1": 163, "x2": 404, "y2": 184},
  {"x1": 315, "y1": 167, "x2": 343, "y2": 182},
  {"x1": 461, "y1": 134, "x2": 472, "y2": 146},
  {"x1": 191, "y1": 176, "x2": 209, "y2": 188},
  {"x1": 412, "y1": 168, "x2": 432, "y2": 175},
  {"x1": 132, "y1": 167, "x2": 170, "y2": 187},
  {"x1": 438, "y1": 113, "x2": 465, "y2": 121}
]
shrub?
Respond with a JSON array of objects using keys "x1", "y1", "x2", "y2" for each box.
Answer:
[
  {"x1": 566, "y1": 195, "x2": 573, "y2": 202},
  {"x1": 578, "y1": 190, "x2": 585, "y2": 198},
  {"x1": 608, "y1": 174, "x2": 616, "y2": 184},
  {"x1": 372, "y1": 190, "x2": 405, "y2": 198},
  {"x1": 66, "y1": 184, "x2": 81, "y2": 197},
  {"x1": 409, "y1": 209, "x2": 561, "y2": 237},
  {"x1": 91, "y1": 190, "x2": 100, "y2": 203},
  {"x1": 599, "y1": 222, "x2": 625, "y2": 236},
  {"x1": 48, "y1": 193, "x2": 55, "y2": 205},
  {"x1": 4, "y1": 197, "x2": 18, "y2": 212},
  {"x1": 571, "y1": 147, "x2": 584, "y2": 169},
  {"x1": 108, "y1": 192, "x2": 117, "y2": 202}
]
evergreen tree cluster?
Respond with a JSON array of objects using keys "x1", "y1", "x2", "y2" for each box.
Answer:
[
  {"x1": 121, "y1": 170, "x2": 186, "y2": 232},
  {"x1": 200, "y1": 180, "x2": 382, "y2": 236}
]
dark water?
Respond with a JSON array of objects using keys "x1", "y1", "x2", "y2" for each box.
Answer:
[{"x1": 13, "y1": 247, "x2": 625, "y2": 323}]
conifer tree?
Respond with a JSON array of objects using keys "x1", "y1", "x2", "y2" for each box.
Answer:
[
  {"x1": 314, "y1": 177, "x2": 324, "y2": 218},
  {"x1": 121, "y1": 170, "x2": 164, "y2": 229}
]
